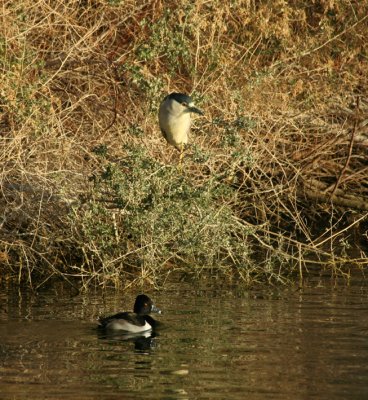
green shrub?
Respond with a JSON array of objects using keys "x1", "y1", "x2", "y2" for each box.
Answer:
[{"x1": 74, "y1": 145, "x2": 253, "y2": 285}]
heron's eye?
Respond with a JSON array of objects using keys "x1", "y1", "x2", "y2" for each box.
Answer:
[{"x1": 182, "y1": 102, "x2": 188, "y2": 107}]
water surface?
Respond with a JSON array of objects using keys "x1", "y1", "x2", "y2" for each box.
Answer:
[{"x1": 0, "y1": 278, "x2": 367, "y2": 399}]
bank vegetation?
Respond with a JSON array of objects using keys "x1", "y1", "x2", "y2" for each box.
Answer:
[{"x1": 1, "y1": 0, "x2": 368, "y2": 289}]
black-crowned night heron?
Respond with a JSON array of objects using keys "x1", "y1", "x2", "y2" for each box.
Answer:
[{"x1": 159, "y1": 92, "x2": 203, "y2": 166}]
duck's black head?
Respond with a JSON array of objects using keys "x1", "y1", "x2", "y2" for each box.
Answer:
[{"x1": 134, "y1": 294, "x2": 161, "y2": 315}]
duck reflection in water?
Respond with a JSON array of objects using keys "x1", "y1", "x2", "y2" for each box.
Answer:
[{"x1": 97, "y1": 329, "x2": 158, "y2": 351}]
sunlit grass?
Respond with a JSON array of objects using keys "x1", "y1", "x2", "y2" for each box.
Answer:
[{"x1": 1, "y1": 0, "x2": 367, "y2": 288}]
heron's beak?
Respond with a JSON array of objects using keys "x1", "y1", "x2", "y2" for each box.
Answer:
[{"x1": 188, "y1": 106, "x2": 204, "y2": 115}]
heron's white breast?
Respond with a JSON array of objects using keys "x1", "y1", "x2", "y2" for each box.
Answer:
[{"x1": 159, "y1": 99, "x2": 191, "y2": 148}]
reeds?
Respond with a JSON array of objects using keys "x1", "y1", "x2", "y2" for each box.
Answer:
[{"x1": 1, "y1": 0, "x2": 367, "y2": 288}]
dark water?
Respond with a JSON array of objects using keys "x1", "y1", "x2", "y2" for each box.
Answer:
[{"x1": 0, "y1": 278, "x2": 367, "y2": 399}]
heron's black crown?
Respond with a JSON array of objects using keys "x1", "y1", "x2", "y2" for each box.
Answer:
[{"x1": 165, "y1": 92, "x2": 194, "y2": 105}]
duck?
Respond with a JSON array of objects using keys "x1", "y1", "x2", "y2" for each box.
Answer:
[{"x1": 98, "y1": 294, "x2": 161, "y2": 333}]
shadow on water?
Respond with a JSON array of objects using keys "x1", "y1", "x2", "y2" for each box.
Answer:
[{"x1": 96, "y1": 328, "x2": 159, "y2": 352}]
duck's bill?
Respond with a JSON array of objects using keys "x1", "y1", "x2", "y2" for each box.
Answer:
[{"x1": 151, "y1": 304, "x2": 162, "y2": 314}]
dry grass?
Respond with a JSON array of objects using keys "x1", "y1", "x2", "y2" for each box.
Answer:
[{"x1": 1, "y1": 0, "x2": 368, "y2": 289}]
